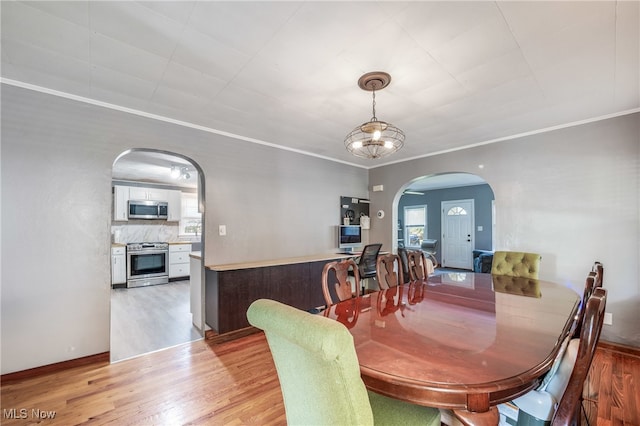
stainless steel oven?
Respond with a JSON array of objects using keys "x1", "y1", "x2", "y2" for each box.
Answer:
[{"x1": 126, "y1": 242, "x2": 169, "y2": 288}]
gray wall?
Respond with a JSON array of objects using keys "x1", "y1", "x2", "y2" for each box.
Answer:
[
  {"x1": 369, "y1": 113, "x2": 639, "y2": 347},
  {"x1": 398, "y1": 183, "x2": 495, "y2": 263},
  {"x1": 0, "y1": 85, "x2": 368, "y2": 374}
]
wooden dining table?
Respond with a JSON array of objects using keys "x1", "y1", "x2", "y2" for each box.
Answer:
[{"x1": 323, "y1": 272, "x2": 580, "y2": 426}]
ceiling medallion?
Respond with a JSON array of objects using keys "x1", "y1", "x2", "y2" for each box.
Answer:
[{"x1": 344, "y1": 72, "x2": 405, "y2": 160}]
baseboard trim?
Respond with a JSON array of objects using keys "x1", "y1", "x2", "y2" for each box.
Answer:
[
  {"x1": 599, "y1": 340, "x2": 640, "y2": 357},
  {"x1": 1, "y1": 352, "x2": 110, "y2": 383},
  {"x1": 206, "y1": 326, "x2": 261, "y2": 345}
]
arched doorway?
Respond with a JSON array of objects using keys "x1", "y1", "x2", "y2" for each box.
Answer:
[
  {"x1": 394, "y1": 172, "x2": 494, "y2": 271},
  {"x1": 110, "y1": 149, "x2": 206, "y2": 362}
]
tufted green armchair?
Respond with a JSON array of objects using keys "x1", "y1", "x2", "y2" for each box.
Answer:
[
  {"x1": 247, "y1": 299, "x2": 441, "y2": 426},
  {"x1": 491, "y1": 251, "x2": 541, "y2": 279}
]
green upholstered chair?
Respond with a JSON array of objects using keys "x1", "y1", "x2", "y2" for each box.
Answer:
[
  {"x1": 247, "y1": 299, "x2": 441, "y2": 426},
  {"x1": 491, "y1": 251, "x2": 541, "y2": 279}
]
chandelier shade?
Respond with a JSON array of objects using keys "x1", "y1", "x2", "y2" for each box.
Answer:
[{"x1": 344, "y1": 72, "x2": 405, "y2": 160}]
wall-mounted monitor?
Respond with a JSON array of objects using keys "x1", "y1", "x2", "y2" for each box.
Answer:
[{"x1": 338, "y1": 225, "x2": 362, "y2": 253}]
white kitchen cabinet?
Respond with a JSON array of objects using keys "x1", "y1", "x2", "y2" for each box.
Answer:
[
  {"x1": 169, "y1": 243, "x2": 192, "y2": 278},
  {"x1": 166, "y1": 190, "x2": 182, "y2": 221},
  {"x1": 129, "y1": 187, "x2": 167, "y2": 201},
  {"x1": 113, "y1": 185, "x2": 129, "y2": 221},
  {"x1": 111, "y1": 246, "x2": 127, "y2": 285}
]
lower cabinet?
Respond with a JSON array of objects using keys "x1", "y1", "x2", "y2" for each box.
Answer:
[
  {"x1": 205, "y1": 259, "x2": 333, "y2": 334},
  {"x1": 169, "y1": 243, "x2": 192, "y2": 278},
  {"x1": 111, "y1": 246, "x2": 126, "y2": 285}
]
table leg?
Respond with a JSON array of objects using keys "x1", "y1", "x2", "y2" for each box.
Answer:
[{"x1": 453, "y1": 407, "x2": 499, "y2": 426}]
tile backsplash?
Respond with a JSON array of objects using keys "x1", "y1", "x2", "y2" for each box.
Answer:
[{"x1": 112, "y1": 223, "x2": 179, "y2": 243}]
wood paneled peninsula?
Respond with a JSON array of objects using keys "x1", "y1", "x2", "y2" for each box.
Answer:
[{"x1": 205, "y1": 253, "x2": 352, "y2": 334}]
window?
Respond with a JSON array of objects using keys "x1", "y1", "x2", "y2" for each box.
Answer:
[
  {"x1": 180, "y1": 193, "x2": 202, "y2": 237},
  {"x1": 404, "y1": 205, "x2": 426, "y2": 248},
  {"x1": 447, "y1": 206, "x2": 468, "y2": 215}
]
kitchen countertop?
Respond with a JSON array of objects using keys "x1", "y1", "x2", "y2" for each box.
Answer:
[
  {"x1": 190, "y1": 251, "x2": 202, "y2": 260},
  {"x1": 206, "y1": 253, "x2": 352, "y2": 271}
]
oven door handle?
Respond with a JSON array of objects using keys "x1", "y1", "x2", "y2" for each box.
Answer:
[{"x1": 128, "y1": 250, "x2": 168, "y2": 256}]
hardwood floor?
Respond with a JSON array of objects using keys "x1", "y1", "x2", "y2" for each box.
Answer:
[
  {"x1": 1, "y1": 333, "x2": 286, "y2": 425},
  {"x1": 110, "y1": 281, "x2": 202, "y2": 362},
  {"x1": 583, "y1": 342, "x2": 640, "y2": 426},
  {"x1": 1, "y1": 335, "x2": 637, "y2": 425}
]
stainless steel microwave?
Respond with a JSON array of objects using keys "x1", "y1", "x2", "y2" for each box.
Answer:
[{"x1": 128, "y1": 200, "x2": 168, "y2": 220}]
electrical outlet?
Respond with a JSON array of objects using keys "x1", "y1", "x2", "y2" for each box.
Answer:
[
  {"x1": 219, "y1": 225, "x2": 227, "y2": 236},
  {"x1": 604, "y1": 312, "x2": 613, "y2": 325}
]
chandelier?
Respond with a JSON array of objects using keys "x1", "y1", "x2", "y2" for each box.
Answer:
[{"x1": 344, "y1": 72, "x2": 405, "y2": 159}]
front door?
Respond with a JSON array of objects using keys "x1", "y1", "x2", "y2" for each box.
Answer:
[{"x1": 441, "y1": 199, "x2": 474, "y2": 269}]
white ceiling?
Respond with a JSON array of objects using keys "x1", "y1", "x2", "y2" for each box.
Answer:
[{"x1": 2, "y1": 1, "x2": 639, "y2": 179}]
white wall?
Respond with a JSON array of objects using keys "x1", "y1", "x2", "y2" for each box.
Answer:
[
  {"x1": 0, "y1": 85, "x2": 368, "y2": 374},
  {"x1": 368, "y1": 113, "x2": 640, "y2": 347}
]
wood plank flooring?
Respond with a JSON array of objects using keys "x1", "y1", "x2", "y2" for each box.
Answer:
[
  {"x1": 1, "y1": 334, "x2": 638, "y2": 425},
  {"x1": 583, "y1": 342, "x2": 640, "y2": 426},
  {"x1": 111, "y1": 281, "x2": 202, "y2": 362},
  {"x1": 1, "y1": 333, "x2": 286, "y2": 425}
]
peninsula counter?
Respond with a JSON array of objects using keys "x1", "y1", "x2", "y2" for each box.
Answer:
[{"x1": 205, "y1": 253, "x2": 352, "y2": 334}]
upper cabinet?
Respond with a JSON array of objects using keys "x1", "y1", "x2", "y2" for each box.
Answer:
[
  {"x1": 113, "y1": 185, "x2": 129, "y2": 221},
  {"x1": 113, "y1": 185, "x2": 182, "y2": 222},
  {"x1": 166, "y1": 190, "x2": 181, "y2": 221},
  {"x1": 129, "y1": 187, "x2": 167, "y2": 201}
]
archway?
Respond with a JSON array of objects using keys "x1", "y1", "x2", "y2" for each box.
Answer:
[
  {"x1": 110, "y1": 148, "x2": 206, "y2": 362},
  {"x1": 393, "y1": 172, "x2": 495, "y2": 271}
]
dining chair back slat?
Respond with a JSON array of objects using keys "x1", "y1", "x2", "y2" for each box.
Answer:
[
  {"x1": 376, "y1": 254, "x2": 404, "y2": 290},
  {"x1": 321, "y1": 259, "x2": 359, "y2": 307},
  {"x1": 407, "y1": 250, "x2": 433, "y2": 281}
]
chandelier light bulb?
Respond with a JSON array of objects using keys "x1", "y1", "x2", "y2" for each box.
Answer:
[{"x1": 373, "y1": 130, "x2": 381, "y2": 140}]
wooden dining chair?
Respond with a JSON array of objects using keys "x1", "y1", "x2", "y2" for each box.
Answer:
[
  {"x1": 491, "y1": 251, "x2": 541, "y2": 279},
  {"x1": 247, "y1": 299, "x2": 441, "y2": 426},
  {"x1": 321, "y1": 259, "x2": 359, "y2": 307},
  {"x1": 376, "y1": 253, "x2": 404, "y2": 290},
  {"x1": 495, "y1": 287, "x2": 607, "y2": 426},
  {"x1": 407, "y1": 250, "x2": 433, "y2": 281},
  {"x1": 397, "y1": 247, "x2": 411, "y2": 284},
  {"x1": 552, "y1": 287, "x2": 607, "y2": 426},
  {"x1": 573, "y1": 262, "x2": 604, "y2": 338},
  {"x1": 592, "y1": 261, "x2": 603, "y2": 288}
]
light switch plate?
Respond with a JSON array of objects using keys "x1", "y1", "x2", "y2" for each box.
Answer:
[
  {"x1": 219, "y1": 225, "x2": 227, "y2": 236},
  {"x1": 604, "y1": 312, "x2": 613, "y2": 325}
]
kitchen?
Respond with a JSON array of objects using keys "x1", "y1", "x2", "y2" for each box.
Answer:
[{"x1": 110, "y1": 150, "x2": 204, "y2": 362}]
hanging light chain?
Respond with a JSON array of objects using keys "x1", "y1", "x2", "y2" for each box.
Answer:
[{"x1": 371, "y1": 83, "x2": 377, "y2": 121}]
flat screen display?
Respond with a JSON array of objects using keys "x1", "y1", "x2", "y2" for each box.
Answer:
[{"x1": 338, "y1": 225, "x2": 362, "y2": 251}]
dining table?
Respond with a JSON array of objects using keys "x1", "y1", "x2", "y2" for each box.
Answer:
[{"x1": 323, "y1": 271, "x2": 581, "y2": 426}]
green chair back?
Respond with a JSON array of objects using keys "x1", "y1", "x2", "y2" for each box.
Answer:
[
  {"x1": 247, "y1": 299, "x2": 441, "y2": 426},
  {"x1": 491, "y1": 251, "x2": 541, "y2": 279},
  {"x1": 247, "y1": 299, "x2": 374, "y2": 425}
]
